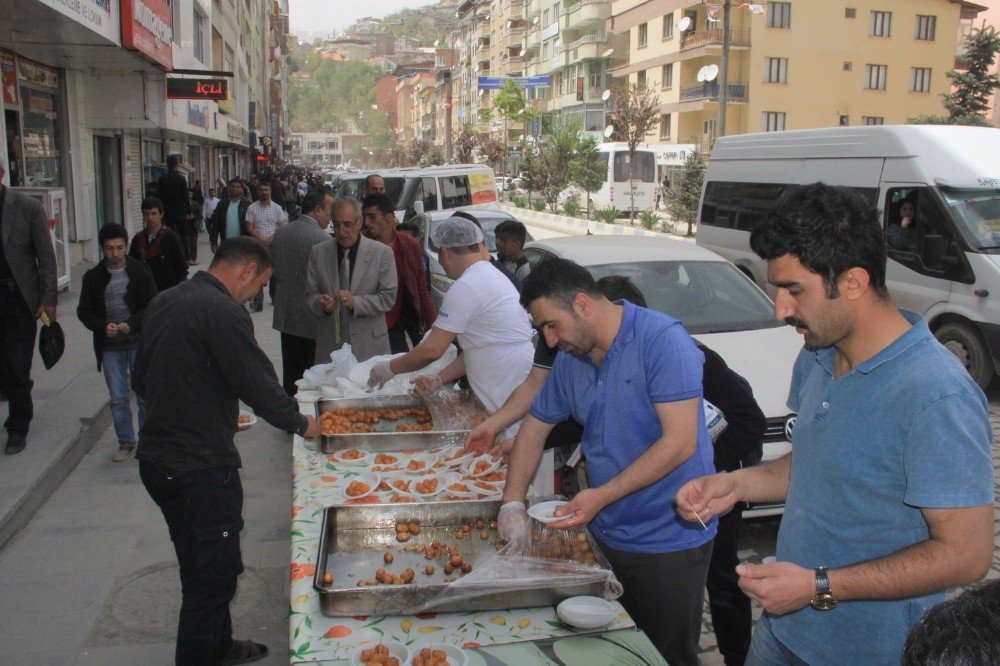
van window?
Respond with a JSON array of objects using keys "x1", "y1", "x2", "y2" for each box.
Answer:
[
  {"x1": 940, "y1": 187, "x2": 1000, "y2": 253},
  {"x1": 885, "y1": 187, "x2": 973, "y2": 282},
  {"x1": 700, "y1": 182, "x2": 878, "y2": 232},
  {"x1": 613, "y1": 151, "x2": 656, "y2": 182},
  {"x1": 337, "y1": 177, "x2": 406, "y2": 208},
  {"x1": 441, "y1": 175, "x2": 472, "y2": 208},
  {"x1": 412, "y1": 177, "x2": 439, "y2": 212}
]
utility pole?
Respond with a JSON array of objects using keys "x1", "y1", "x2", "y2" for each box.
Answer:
[{"x1": 717, "y1": 0, "x2": 731, "y2": 139}]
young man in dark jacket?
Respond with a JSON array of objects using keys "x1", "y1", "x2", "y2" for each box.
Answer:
[
  {"x1": 78, "y1": 223, "x2": 158, "y2": 462},
  {"x1": 129, "y1": 196, "x2": 188, "y2": 292},
  {"x1": 209, "y1": 180, "x2": 251, "y2": 253}
]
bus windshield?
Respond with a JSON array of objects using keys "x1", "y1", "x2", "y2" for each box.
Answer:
[
  {"x1": 612, "y1": 151, "x2": 655, "y2": 183},
  {"x1": 940, "y1": 187, "x2": 1000, "y2": 252}
]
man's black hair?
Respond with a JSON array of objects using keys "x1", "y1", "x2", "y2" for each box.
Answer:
[
  {"x1": 257, "y1": 179, "x2": 272, "y2": 190},
  {"x1": 520, "y1": 257, "x2": 600, "y2": 311},
  {"x1": 98, "y1": 223, "x2": 129, "y2": 247},
  {"x1": 749, "y1": 182, "x2": 888, "y2": 299},
  {"x1": 595, "y1": 275, "x2": 647, "y2": 307},
  {"x1": 901, "y1": 580, "x2": 1000, "y2": 666},
  {"x1": 494, "y1": 219, "x2": 527, "y2": 245},
  {"x1": 364, "y1": 173, "x2": 384, "y2": 190},
  {"x1": 210, "y1": 236, "x2": 273, "y2": 274},
  {"x1": 362, "y1": 192, "x2": 395, "y2": 216},
  {"x1": 301, "y1": 187, "x2": 330, "y2": 216},
  {"x1": 141, "y1": 196, "x2": 164, "y2": 213},
  {"x1": 167, "y1": 155, "x2": 179, "y2": 169}
]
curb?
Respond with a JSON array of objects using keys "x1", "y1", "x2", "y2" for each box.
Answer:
[
  {"x1": 501, "y1": 203, "x2": 687, "y2": 239},
  {"x1": 0, "y1": 398, "x2": 111, "y2": 551}
]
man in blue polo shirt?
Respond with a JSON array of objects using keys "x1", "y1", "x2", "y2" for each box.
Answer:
[
  {"x1": 677, "y1": 183, "x2": 994, "y2": 666},
  {"x1": 499, "y1": 257, "x2": 716, "y2": 665}
]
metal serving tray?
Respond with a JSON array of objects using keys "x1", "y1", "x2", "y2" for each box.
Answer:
[
  {"x1": 312, "y1": 499, "x2": 614, "y2": 617},
  {"x1": 316, "y1": 393, "x2": 489, "y2": 453}
]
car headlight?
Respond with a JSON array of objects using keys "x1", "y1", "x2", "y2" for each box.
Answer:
[{"x1": 430, "y1": 274, "x2": 454, "y2": 293}]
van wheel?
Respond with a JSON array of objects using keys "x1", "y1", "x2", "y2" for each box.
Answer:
[{"x1": 935, "y1": 323, "x2": 994, "y2": 389}]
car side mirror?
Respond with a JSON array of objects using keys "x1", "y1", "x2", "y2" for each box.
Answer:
[{"x1": 922, "y1": 234, "x2": 945, "y2": 267}]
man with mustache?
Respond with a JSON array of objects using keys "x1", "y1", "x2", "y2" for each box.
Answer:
[{"x1": 676, "y1": 183, "x2": 994, "y2": 666}]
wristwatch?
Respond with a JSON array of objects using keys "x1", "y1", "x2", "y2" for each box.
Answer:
[{"x1": 810, "y1": 566, "x2": 838, "y2": 611}]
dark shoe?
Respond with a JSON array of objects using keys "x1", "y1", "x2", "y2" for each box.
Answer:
[
  {"x1": 248, "y1": 304, "x2": 262, "y2": 313},
  {"x1": 223, "y1": 639, "x2": 269, "y2": 665},
  {"x1": 5, "y1": 431, "x2": 27, "y2": 455}
]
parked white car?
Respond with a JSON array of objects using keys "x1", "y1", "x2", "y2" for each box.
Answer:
[{"x1": 523, "y1": 235, "x2": 800, "y2": 517}]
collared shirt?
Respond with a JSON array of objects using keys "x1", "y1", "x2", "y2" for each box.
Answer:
[
  {"x1": 202, "y1": 196, "x2": 220, "y2": 222},
  {"x1": 245, "y1": 200, "x2": 286, "y2": 239},
  {"x1": 338, "y1": 237, "x2": 360, "y2": 284},
  {"x1": 530, "y1": 300, "x2": 717, "y2": 553},
  {"x1": 771, "y1": 311, "x2": 994, "y2": 665}
]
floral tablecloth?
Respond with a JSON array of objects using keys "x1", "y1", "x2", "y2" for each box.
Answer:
[{"x1": 288, "y1": 405, "x2": 640, "y2": 664}]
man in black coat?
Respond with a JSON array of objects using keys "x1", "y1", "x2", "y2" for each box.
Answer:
[
  {"x1": 209, "y1": 180, "x2": 251, "y2": 253},
  {"x1": 77, "y1": 223, "x2": 158, "y2": 462},
  {"x1": 128, "y1": 197, "x2": 188, "y2": 292},
  {"x1": 157, "y1": 156, "x2": 188, "y2": 234}
]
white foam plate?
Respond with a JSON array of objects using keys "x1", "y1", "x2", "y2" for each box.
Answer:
[
  {"x1": 410, "y1": 473, "x2": 449, "y2": 498},
  {"x1": 342, "y1": 472, "x2": 380, "y2": 501},
  {"x1": 528, "y1": 500, "x2": 571, "y2": 524},
  {"x1": 349, "y1": 640, "x2": 410, "y2": 666},
  {"x1": 410, "y1": 643, "x2": 467, "y2": 666},
  {"x1": 330, "y1": 448, "x2": 371, "y2": 466},
  {"x1": 237, "y1": 410, "x2": 257, "y2": 430},
  {"x1": 556, "y1": 596, "x2": 616, "y2": 629},
  {"x1": 462, "y1": 455, "x2": 501, "y2": 478},
  {"x1": 404, "y1": 452, "x2": 439, "y2": 475}
]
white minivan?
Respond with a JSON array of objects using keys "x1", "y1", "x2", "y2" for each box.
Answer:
[
  {"x1": 333, "y1": 164, "x2": 501, "y2": 222},
  {"x1": 696, "y1": 125, "x2": 1000, "y2": 388}
]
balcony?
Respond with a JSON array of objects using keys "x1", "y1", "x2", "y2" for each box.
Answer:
[
  {"x1": 680, "y1": 83, "x2": 749, "y2": 103},
  {"x1": 559, "y1": 33, "x2": 609, "y2": 60},
  {"x1": 502, "y1": 26, "x2": 528, "y2": 48},
  {"x1": 562, "y1": 0, "x2": 610, "y2": 32},
  {"x1": 680, "y1": 28, "x2": 750, "y2": 51},
  {"x1": 525, "y1": 25, "x2": 541, "y2": 51}
]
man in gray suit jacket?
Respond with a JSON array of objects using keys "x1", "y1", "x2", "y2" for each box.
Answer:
[
  {"x1": 0, "y1": 165, "x2": 58, "y2": 454},
  {"x1": 270, "y1": 187, "x2": 335, "y2": 395},
  {"x1": 305, "y1": 196, "x2": 397, "y2": 364}
]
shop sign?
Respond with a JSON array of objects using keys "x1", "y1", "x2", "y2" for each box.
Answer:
[
  {"x1": 187, "y1": 102, "x2": 210, "y2": 130},
  {"x1": 166, "y1": 78, "x2": 229, "y2": 100},
  {"x1": 37, "y1": 0, "x2": 120, "y2": 45},
  {"x1": 226, "y1": 120, "x2": 243, "y2": 141},
  {"x1": 17, "y1": 58, "x2": 59, "y2": 90},
  {"x1": 121, "y1": 0, "x2": 173, "y2": 70},
  {"x1": 1, "y1": 51, "x2": 17, "y2": 105}
]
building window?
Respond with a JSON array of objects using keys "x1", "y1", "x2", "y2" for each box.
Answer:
[
  {"x1": 910, "y1": 67, "x2": 932, "y2": 93},
  {"x1": 915, "y1": 15, "x2": 936, "y2": 41},
  {"x1": 865, "y1": 64, "x2": 887, "y2": 90},
  {"x1": 768, "y1": 2, "x2": 791, "y2": 29},
  {"x1": 662, "y1": 64, "x2": 673, "y2": 89},
  {"x1": 762, "y1": 111, "x2": 786, "y2": 132},
  {"x1": 843, "y1": 62, "x2": 853, "y2": 71},
  {"x1": 870, "y1": 11, "x2": 891, "y2": 37},
  {"x1": 662, "y1": 15, "x2": 674, "y2": 40},
  {"x1": 542, "y1": 9, "x2": 549, "y2": 26},
  {"x1": 660, "y1": 113, "x2": 672, "y2": 139},
  {"x1": 193, "y1": 6, "x2": 207, "y2": 63},
  {"x1": 637, "y1": 69, "x2": 646, "y2": 87},
  {"x1": 638, "y1": 23, "x2": 648, "y2": 48},
  {"x1": 764, "y1": 57, "x2": 788, "y2": 83},
  {"x1": 845, "y1": 8, "x2": 856, "y2": 18},
  {"x1": 839, "y1": 115, "x2": 850, "y2": 126},
  {"x1": 862, "y1": 116, "x2": 885, "y2": 125},
  {"x1": 589, "y1": 62, "x2": 601, "y2": 89}
]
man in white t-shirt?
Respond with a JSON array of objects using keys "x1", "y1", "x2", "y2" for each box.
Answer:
[{"x1": 368, "y1": 217, "x2": 534, "y2": 429}]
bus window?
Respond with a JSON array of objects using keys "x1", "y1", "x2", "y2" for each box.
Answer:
[{"x1": 613, "y1": 151, "x2": 655, "y2": 182}]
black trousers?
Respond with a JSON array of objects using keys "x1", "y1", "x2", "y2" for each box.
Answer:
[
  {"x1": 598, "y1": 537, "x2": 713, "y2": 666},
  {"x1": 388, "y1": 320, "x2": 421, "y2": 354},
  {"x1": 0, "y1": 280, "x2": 37, "y2": 433},
  {"x1": 280, "y1": 332, "x2": 316, "y2": 396},
  {"x1": 707, "y1": 507, "x2": 752, "y2": 666},
  {"x1": 140, "y1": 462, "x2": 244, "y2": 666}
]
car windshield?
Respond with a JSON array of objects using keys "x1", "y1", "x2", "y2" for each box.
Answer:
[
  {"x1": 586, "y1": 260, "x2": 781, "y2": 334},
  {"x1": 939, "y1": 187, "x2": 1000, "y2": 252}
]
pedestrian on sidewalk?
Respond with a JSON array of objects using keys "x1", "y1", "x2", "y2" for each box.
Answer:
[
  {"x1": 203, "y1": 187, "x2": 220, "y2": 239},
  {"x1": 133, "y1": 236, "x2": 320, "y2": 665},
  {"x1": 129, "y1": 196, "x2": 188, "y2": 292},
  {"x1": 77, "y1": 223, "x2": 158, "y2": 462},
  {"x1": 209, "y1": 180, "x2": 251, "y2": 254},
  {"x1": 185, "y1": 189, "x2": 201, "y2": 266},
  {"x1": 0, "y1": 164, "x2": 58, "y2": 455},
  {"x1": 244, "y1": 179, "x2": 287, "y2": 312}
]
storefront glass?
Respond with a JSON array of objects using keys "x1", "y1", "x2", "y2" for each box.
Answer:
[{"x1": 20, "y1": 87, "x2": 62, "y2": 187}]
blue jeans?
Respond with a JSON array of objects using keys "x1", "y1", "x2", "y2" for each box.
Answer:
[
  {"x1": 102, "y1": 348, "x2": 146, "y2": 447},
  {"x1": 746, "y1": 614, "x2": 811, "y2": 666}
]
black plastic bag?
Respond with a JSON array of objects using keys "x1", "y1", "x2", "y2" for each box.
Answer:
[{"x1": 38, "y1": 312, "x2": 65, "y2": 370}]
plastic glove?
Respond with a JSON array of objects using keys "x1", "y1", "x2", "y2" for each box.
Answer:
[
  {"x1": 498, "y1": 500, "x2": 530, "y2": 553},
  {"x1": 368, "y1": 359, "x2": 394, "y2": 388},
  {"x1": 409, "y1": 373, "x2": 443, "y2": 396}
]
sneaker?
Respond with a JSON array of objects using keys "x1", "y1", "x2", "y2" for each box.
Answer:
[
  {"x1": 111, "y1": 446, "x2": 134, "y2": 463},
  {"x1": 222, "y1": 639, "x2": 268, "y2": 665}
]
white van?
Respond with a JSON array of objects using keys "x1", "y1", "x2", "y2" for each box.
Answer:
[
  {"x1": 696, "y1": 125, "x2": 1000, "y2": 388},
  {"x1": 333, "y1": 164, "x2": 500, "y2": 222}
]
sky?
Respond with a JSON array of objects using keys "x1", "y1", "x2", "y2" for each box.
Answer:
[{"x1": 288, "y1": 0, "x2": 421, "y2": 39}]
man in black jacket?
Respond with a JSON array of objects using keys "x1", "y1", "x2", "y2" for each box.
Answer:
[
  {"x1": 209, "y1": 180, "x2": 251, "y2": 253},
  {"x1": 128, "y1": 196, "x2": 188, "y2": 292},
  {"x1": 77, "y1": 223, "x2": 158, "y2": 462},
  {"x1": 157, "y1": 156, "x2": 188, "y2": 234},
  {"x1": 133, "y1": 237, "x2": 319, "y2": 665}
]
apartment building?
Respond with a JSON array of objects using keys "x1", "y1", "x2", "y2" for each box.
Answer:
[
  {"x1": 609, "y1": 0, "x2": 984, "y2": 151},
  {"x1": 0, "y1": 0, "x2": 288, "y2": 268}
]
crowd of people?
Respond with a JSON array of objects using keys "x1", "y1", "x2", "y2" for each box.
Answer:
[{"x1": 1, "y1": 156, "x2": 996, "y2": 666}]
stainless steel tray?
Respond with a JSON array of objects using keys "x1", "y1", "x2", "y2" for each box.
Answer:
[
  {"x1": 316, "y1": 393, "x2": 488, "y2": 453},
  {"x1": 312, "y1": 499, "x2": 614, "y2": 617}
]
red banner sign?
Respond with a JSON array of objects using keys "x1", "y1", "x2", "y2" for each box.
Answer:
[
  {"x1": 121, "y1": 0, "x2": 173, "y2": 70},
  {"x1": 166, "y1": 78, "x2": 229, "y2": 100},
  {"x1": 0, "y1": 50, "x2": 16, "y2": 106}
]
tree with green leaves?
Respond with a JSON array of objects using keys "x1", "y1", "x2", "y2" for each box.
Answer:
[
  {"x1": 536, "y1": 117, "x2": 581, "y2": 211},
  {"x1": 454, "y1": 123, "x2": 478, "y2": 164},
  {"x1": 491, "y1": 80, "x2": 531, "y2": 176},
  {"x1": 609, "y1": 82, "x2": 660, "y2": 220},
  {"x1": 666, "y1": 148, "x2": 706, "y2": 237},
  {"x1": 517, "y1": 139, "x2": 545, "y2": 205},
  {"x1": 569, "y1": 134, "x2": 607, "y2": 217}
]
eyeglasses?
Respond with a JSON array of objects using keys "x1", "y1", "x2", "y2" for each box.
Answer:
[{"x1": 331, "y1": 220, "x2": 359, "y2": 230}]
